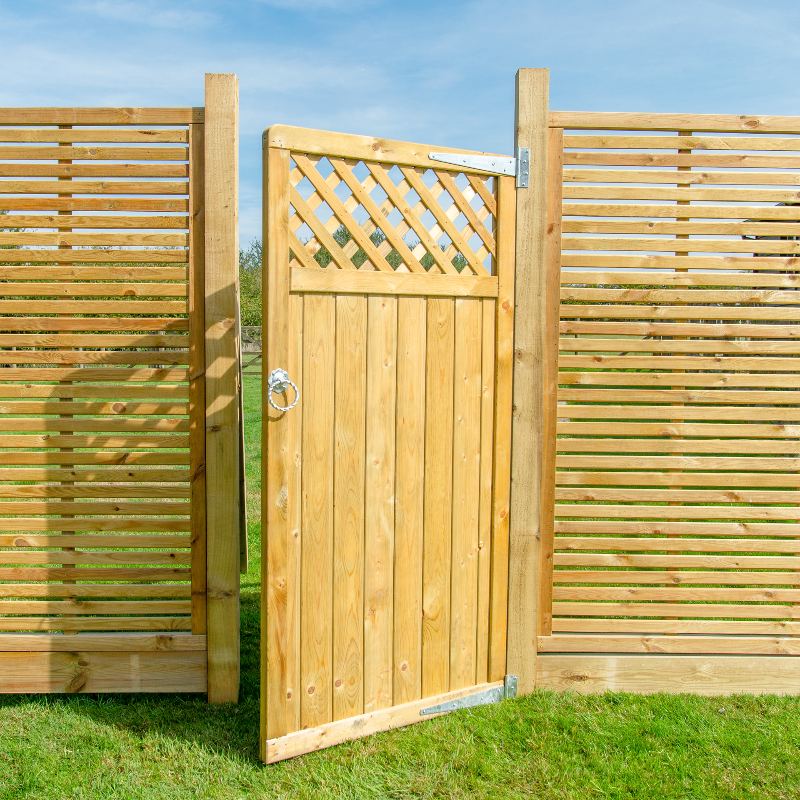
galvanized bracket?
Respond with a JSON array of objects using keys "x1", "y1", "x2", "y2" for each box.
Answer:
[
  {"x1": 419, "y1": 675, "x2": 518, "y2": 717},
  {"x1": 516, "y1": 147, "x2": 530, "y2": 188},
  {"x1": 428, "y1": 150, "x2": 530, "y2": 188}
]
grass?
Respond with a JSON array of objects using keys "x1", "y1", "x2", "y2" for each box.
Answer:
[{"x1": 2, "y1": 374, "x2": 800, "y2": 798}]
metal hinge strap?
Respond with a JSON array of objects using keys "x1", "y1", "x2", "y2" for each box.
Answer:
[
  {"x1": 419, "y1": 675, "x2": 518, "y2": 717},
  {"x1": 428, "y1": 150, "x2": 530, "y2": 188}
]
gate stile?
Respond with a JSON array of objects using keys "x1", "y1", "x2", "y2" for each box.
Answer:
[
  {"x1": 262, "y1": 126, "x2": 517, "y2": 761},
  {"x1": 0, "y1": 74, "x2": 241, "y2": 699}
]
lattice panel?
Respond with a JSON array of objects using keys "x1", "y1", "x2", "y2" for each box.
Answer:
[
  {"x1": 547, "y1": 122, "x2": 800, "y2": 645},
  {"x1": 0, "y1": 119, "x2": 196, "y2": 634},
  {"x1": 287, "y1": 153, "x2": 497, "y2": 276}
]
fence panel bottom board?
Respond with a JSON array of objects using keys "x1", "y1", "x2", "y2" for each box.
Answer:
[
  {"x1": 536, "y1": 654, "x2": 800, "y2": 695},
  {"x1": 0, "y1": 634, "x2": 207, "y2": 692}
]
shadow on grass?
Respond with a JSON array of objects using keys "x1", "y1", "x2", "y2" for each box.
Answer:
[
  {"x1": 0, "y1": 373, "x2": 268, "y2": 769},
  {"x1": 0, "y1": 582, "x2": 264, "y2": 766}
]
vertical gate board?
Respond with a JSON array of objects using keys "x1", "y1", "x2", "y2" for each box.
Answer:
[
  {"x1": 476, "y1": 298, "x2": 496, "y2": 685},
  {"x1": 488, "y1": 176, "x2": 516, "y2": 682},
  {"x1": 449, "y1": 297, "x2": 483, "y2": 690},
  {"x1": 364, "y1": 294, "x2": 397, "y2": 714},
  {"x1": 394, "y1": 296, "x2": 425, "y2": 705},
  {"x1": 536, "y1": 110, "x2": 800, "y2": 685},
  {"x1": 262, "y1": 126, "x2": 514, "y2": 761},
  {"x1": 204, "y1": 73, "x2": 241, "y2": 704},
  {"x1": 300, "y1": 293, "x2": 335, "y2": 727},
  {"x1": 333, "y1": 293, "x2": 366, "y2": 720},
  {"x1": 421, "y1": 296, "x2": 455, "y2": 698},
  {"x1": 0, "y1": 100, "x2": 215, "y2": 693}
]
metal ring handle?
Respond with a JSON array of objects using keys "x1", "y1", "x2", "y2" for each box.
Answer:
[{"x1": 267, "y1": 368, "x2": 300, "y2": 413}]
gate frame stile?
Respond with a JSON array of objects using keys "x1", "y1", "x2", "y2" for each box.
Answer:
[{"x1": 261, "y1": 135, "x2": 295, "y2": 754}]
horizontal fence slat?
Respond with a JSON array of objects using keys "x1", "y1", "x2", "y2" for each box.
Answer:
[
  {"x1": 0, "y1": 164, "x2": 189, "y2": 178},
  {"x1": 0, "y1": 181, "x2": 188, "y2": 195},
  {"x1": 562, "y1": 203, "x2": 800, "y2": 220},
  {"x1": 563, "y1": 134, "x2": 800, "y2": 150},
  {"x1": 0, "y1": 130, "x2": 189, "y2": 143},
  {"x1": 0, "y1": 146, "x2": 188, "y2": 161},
  {"x1": 538, "y1": 636, "x2": 800, "y2": 655},
  {"x1": 554, "y1": 521, "x2": 800, "y2": 537},
  {"x1": 551, "y1": 111, "x2": 800, "y2": 133},
  {"x1": 556, "y1": 471, "x2": 800, "y2": 488},
  {"x1": 0, "y1": 319, "x2": 187, "y2": 332},
  {"x1": 0, "y1": 617, "x2": 192, "y2": 632},
  {"x1": 0, "y1": 633, "x2": 203, "y2": 651},
  {"x1": 0, "y1": 216, "x2": 189, "y2": 231},
  {"x1": 0, "y1": 109, "x2": 201, "y2": 125},
  {"x1": 552, "y1": 618, "x2": 800, "y2": 635},
  {"x1": 0, "y1": 198, "x2": 188, "y2": 212},
  {"x1": 0, "y1": 251, "x2": 188, "y2": 264}
]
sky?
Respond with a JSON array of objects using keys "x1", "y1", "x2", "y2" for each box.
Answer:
[{"x1": 2, "y1": 0, "x2": 800, "y2": 242}]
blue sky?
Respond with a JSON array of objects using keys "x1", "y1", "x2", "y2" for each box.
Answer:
[{"x1": 2, "y1": 0, "x2": 800, "y2": 242}]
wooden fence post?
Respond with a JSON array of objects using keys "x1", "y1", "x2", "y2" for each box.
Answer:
[
  {"x1": 204, "y1": 72, "x2": 241, "y2": 704},
  {"x1": 506, "y1": 67, "x2": 552, "y2": 695}
]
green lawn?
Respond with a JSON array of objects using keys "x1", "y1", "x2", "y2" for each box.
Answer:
[{"x1": 2, "y1": 374, "x2": 800, "y2": 799}]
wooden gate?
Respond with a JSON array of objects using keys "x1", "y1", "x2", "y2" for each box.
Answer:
[
  {"x1": 0, "y1": 74, "x2": 242, "y2": 701},
  {"x1": 535, "y1": 106, "x2": 800, "y2": 692},
  {"x1": 262, "y1": 126, "x2": 516, "y2": 761}
]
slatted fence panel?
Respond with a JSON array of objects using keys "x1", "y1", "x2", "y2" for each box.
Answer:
[
  {"x1": 0, "y1": 108, "x2": 207, "y2": 692},
  {"x1": 542, "y1": 113, "x2": 800, "y2": 658}
]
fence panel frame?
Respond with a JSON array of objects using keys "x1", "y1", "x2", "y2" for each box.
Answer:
[
  {"x1": 534, "y1": 105, "x2": 800, "y2": 694},
  {"x1": 0, "y1": 74, "x2": 242, "y2": 700}
]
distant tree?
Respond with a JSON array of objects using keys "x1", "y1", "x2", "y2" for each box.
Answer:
[{"x1": 239, "y1": 238, "x2": 262, "y2": 326}]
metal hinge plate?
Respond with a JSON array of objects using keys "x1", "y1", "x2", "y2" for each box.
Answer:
[
  {"x1": 419, "y1": 675, "x2": 518, "y2": 717},
  {"x1": 516, "y1": 147, "x2": 530, "y2": 188},
  {"x1": 428, "y1": 149, "x2": 530, "y2": 188}
]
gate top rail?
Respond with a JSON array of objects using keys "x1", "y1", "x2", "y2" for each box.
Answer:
[{"x1": 266, "y1": 124, "x2": 508, "y2": 175}]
